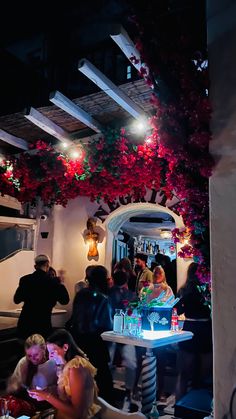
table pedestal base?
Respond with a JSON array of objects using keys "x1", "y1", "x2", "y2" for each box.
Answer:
[{"x1": 141, "y1": 348, "x2": 159, "y2": 416}]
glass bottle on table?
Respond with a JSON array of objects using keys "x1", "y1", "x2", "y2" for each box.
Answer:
[
  {"x1": 113, "y1": 309, "x2": 123, "y2": 333},
  {"x1": 123, "y1": 309, "x2": 131, "y2": 335}
]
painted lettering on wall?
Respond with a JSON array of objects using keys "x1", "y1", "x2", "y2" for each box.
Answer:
[{"x1": 93, "y1": 189, "x2": 180, "y2": 222}]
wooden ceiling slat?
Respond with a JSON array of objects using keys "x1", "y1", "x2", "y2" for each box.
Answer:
[
  {"x1": 0, "y1": 80, "x2": 153, "y2": 153},
  {"x1": 0, "y1": 129, "x2": 28, "y2": 150},
  {"x1": 24, "y1": 107, "x2": 73, "y2": 144},
  {"x1": 50, "y1": 90, "x2": 103, "y2": 133}
]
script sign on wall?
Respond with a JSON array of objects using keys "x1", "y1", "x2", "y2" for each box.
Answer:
[{"x1": 93, "y1": 189, "x2": 180, "y2": 222}]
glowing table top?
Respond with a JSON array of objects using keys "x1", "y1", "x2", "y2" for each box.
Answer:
[{"x1": 101, "y1": 329, "x2": 193, "y2": 349}]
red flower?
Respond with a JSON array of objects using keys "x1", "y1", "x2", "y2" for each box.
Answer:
[
  {"x1": 127, "y1": 308, "x2": 133, "y2": 316},
  {"x1": 122, "y1": 300, "x2": 129, "y2": 307}
]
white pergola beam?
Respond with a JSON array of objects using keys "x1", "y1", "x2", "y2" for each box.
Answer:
[
  {"x1": 110, "y1": 25, "x2": 150, "y2": 79},
  {"x1": 24, "y1": 107, "x2": 73, "y2": 144},
  {"x1": 49, "y1": 91, "x2": 103, "y2": 134},
  {"x1": 0, "y1": 129, "x2": 29, "y2": 150},
  {"x1": 78, "y1": 59, "x2": 145, "y2": 120}
]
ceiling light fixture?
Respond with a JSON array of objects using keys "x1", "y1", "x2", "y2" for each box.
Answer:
[{"x1": 160, "y1": 230, "x2": 172, "y2": 239}]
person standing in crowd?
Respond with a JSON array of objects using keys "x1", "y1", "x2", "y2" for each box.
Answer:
[
  {"x1": 154, "y1": 247, "x2": 168, "y2": 266},
  {"x1": 155, "y1": 247, "x2": 177, "y2": 294},
  {"x1": 113, "y1": 257, "x2": 137, "y2": 292},
  {"x1": 108, "y1": 270, "x2": 135, "y2": 317},
  {"x1": 48, "y1": 267, "x2": 66, "y2": 285},
  {"x1": 175, "y1": 262, "x2": 212, "y2": 401},
  {"x1": 74, "y1": 265, "x2": 94, "y2": 295},
  {"x1": 108, "y1": 270, "x2": 137, "y2": 401},
  {"x1": 28, "y1": 329, "x2": 101, "y2": 419},
  {"x1": 134, "y1": 253, "x2": 153, "y2": 294},
  {"x1": 7, "y1": 334, "x2": 57, "y2": 397},
  {"x1": 14, "y1": 254, "x2": 70, "y2": 339},
  {"x1": 67, "y1": 265, "x2": 115, "y2": 404}
]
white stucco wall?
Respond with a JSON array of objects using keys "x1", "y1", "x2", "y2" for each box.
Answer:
[
  {"x1": 50, "y1": 195, "x2": 191, "y2": 317},
  {"x1": 0, "y1": 250, "x2": 35, "y2": 328},
  {"x1": 51, "y1": 196, "x2": 106, "y2": 316},
  {"x1": 0, "y1": 250, "x2": 35, "y2": 311},
  {"x1": 208, "y1": 1, "x2": 236, "y2": 417},
  {"x1": 0, "y1": 192, "x2": 192, "y2": 325}
]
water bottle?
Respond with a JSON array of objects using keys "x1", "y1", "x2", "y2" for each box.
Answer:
[
  {"x1": 137, "y1": 314, "x2": 142, "y2": 337},
  {"x1": 123, "y1": 310, "x2": 131, "y2": 335},
  {"x1": 149, "y1": 401, "x2": 160, "y2": 418},
  {"x1": 113, "y1": 309, "x2": 123, "y2": 333}
]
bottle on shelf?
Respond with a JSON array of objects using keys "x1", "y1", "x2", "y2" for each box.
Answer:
[
  {"x1": 143, "y1": 241, "x2": 147, "y2": 253},
  {"x1": 148, "y1": 401, "x2": 160, "y2": 418}
]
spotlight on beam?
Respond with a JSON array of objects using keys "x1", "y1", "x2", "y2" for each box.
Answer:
[
  {"x1": 71, "y1": 151, "x2": 80, "y2": 159},
  {"x1": 69, "y1": 146, "x2": 83, "y2": 160},
  {"x1": 131, "y1": 118, "x2": 149, "y2": 134}
]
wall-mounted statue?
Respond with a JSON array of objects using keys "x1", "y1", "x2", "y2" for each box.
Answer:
[{"x1": 85, "y1": 217, "x2": 99, "y2": 258}]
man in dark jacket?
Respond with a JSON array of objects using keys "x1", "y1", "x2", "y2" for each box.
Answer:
[{"x1": 14, "y1": 254, "x2": 70, "y2": 339}]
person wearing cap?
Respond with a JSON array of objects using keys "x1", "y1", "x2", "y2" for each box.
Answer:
[{"x1": 14, "y1": 254, "x2": 70, "y2": 339}]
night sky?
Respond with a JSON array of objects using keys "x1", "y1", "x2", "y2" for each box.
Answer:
[{"x1": 0, "y1": 0, "x2": 206, "y2": 117}]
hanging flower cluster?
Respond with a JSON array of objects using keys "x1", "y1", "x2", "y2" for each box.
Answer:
[
  {"x1": 130, "y1": 0, "x2": 213, "y2": 283},
  {"x1": 0, "y1": 133, "x2": 165, "y2": 207},
  {"x1": 0, "y1": 2, "x2": 213, "y2": 287}
]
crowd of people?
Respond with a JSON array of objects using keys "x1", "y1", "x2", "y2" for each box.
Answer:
[{"x1": 1, "y1": 252, "x2": 212, "y2": 418}]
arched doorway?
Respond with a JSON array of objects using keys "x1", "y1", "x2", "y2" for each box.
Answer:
[{"x1": 104, "y1": 202, "x2": 191, "y2": 289}]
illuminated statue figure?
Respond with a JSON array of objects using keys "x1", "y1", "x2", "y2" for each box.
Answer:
[{"x1": 85, "y1": 218, "x2": 99, "y2": 258}]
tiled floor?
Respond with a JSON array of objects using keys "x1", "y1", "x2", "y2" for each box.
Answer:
[{"x1": 113, "y1": 367, "x2": 178, "y2": 418}]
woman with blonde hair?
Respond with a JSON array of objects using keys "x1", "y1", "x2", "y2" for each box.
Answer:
[
  {"x1": 28, "y1": 329, "x2": 101, "y2": 419},
  {"x1": 144, "y1": 265, "x2": 174, "y2": 303},
  {"x1": 7, "y1": 334, "x2": 57, "y2": 394}
]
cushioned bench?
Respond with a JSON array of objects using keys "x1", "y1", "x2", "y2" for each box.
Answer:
[{"x1": 174, "y1": 388, "x2": 213, "y2": 419}]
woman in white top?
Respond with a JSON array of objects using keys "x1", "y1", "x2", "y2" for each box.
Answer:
[
  {"x1": 143, "y1": 265, "x2": 174, "y2": 303},
  {"x1": 7, "y1": 333, "x2": 57, "y2": 394}
]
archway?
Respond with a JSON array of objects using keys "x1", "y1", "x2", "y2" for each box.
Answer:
[{"x1": 104, "y1": 202, "x2": 191, "y2": 289}]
